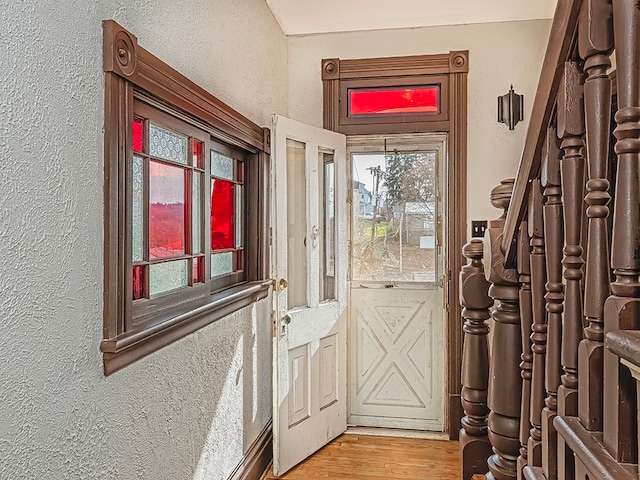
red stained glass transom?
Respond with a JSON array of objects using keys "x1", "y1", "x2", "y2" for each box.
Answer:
[
  {"x1": 133, "y1": 265, "x2": 144, "y2": 300},
  {"x1": 133, "y1": 119, "x2": 144, "y2": 152},
  {"x1": 211, "y1": 179, "x2": 234, "y2": 250},
  {"x1": 348, "y1": 86, "x2": 439, "y2": 116},
  {"x1": 149, "y1": 161, "x2": 186, "y2": 259}
]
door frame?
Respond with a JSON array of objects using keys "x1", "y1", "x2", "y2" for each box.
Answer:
[{"x1": 322, "y1": 52, "x2": 468, "y2": 438}]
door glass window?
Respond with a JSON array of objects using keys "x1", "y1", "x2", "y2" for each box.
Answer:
[
  {"x1": 320, "y1": 151, "x2": 336, "y2": 301},
  {"x1": 287, "y1": 139, "x2": 308, "y2": 309},
  {"x1": 351, "y1": 151, "x2": 437, "y2": 282}
]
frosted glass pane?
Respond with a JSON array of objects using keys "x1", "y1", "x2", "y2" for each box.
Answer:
[
  {"x1": 132, "y1": 155, "x2": 144, "y2": 262},
  {"x1": 211, "y1": 151, "x2": 234, "y2": 180},
  {"x1": 211, "y1": 252, "x2": 233, "y2": 278},
  {"x1": 286, "y1": 139, "x2": 307, "y2": 309},
  {"x1": 236, "y1": 185, "x2": 242, "y2": 249},
  {"x1": 149, "y1": 123, "x2": 188, "y2": 165},
  {"x1": 192, "y1": 172, "x2": 201, "y2": 253},
  {"x1": 149, "y1": 260, "x2": 188, "y2": 296}
]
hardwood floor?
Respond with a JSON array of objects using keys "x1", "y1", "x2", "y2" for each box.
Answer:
[{"x1": 264, "y1": 434, "x2": 461, "y2": 479}]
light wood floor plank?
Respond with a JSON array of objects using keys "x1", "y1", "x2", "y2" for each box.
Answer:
[{"x1": 265, "y1": 434, "x2": 461, "y2": 480}]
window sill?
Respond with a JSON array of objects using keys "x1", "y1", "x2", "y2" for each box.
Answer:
[{"x1": 101, "y1": 280, "x2": 272, "y2": 375}]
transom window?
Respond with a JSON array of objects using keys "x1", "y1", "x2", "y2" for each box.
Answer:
[{"x1": 348, "y1": 85, "x2": 440, "y2": 116}]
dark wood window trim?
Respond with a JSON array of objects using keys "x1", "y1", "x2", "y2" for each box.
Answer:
[
  {"x1": 322, "y1": 51, "x2": 468, "y2": 439},
  {"x1": 102, "y1": 20, "x2": 271, "y2": 375}
]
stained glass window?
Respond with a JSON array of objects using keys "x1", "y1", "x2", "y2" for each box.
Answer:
[
  {"x1": 130, "y1": 114, "x2": 206, "y2": 299},
  {"x1": 210, "y1": 150, "x2": 244, "y2": 281},
  {"x1": 128, "y1": 108, "x2": 248, "y2": 302},
  {"x1": 132, "y1": 119, "x2": 144, "y2": 152},
  {"x1": 348, "y1": 86, "x2": 440, "y2": 116},
  {"x1": 211, "y1": 179, "x2": 234, "y2": 250}
]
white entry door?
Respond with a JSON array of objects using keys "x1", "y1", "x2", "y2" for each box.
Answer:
[
  {"x1": 348, "y1": 134, "x2": 447, "y2": 431},
  {"x1": 271, "y1": 115, "x2": 347, "y2": 476}
]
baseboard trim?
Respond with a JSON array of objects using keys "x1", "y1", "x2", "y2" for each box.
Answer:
[{"x1": 227, "y1": 420, "x2": 273, "y2": 480}]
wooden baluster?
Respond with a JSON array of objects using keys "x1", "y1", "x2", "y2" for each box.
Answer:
[
  {"x1": 527, "y1": 179, "x2": 547, "y2": 468},
  {"x1": 484, "y1": 179, "x2": 522, "y2": 480},
  {"x1": 460, "y1": 238, "x2": 493, "y2": 480},
  {"x1": 603, "y1": 0, "x2": 640, "y2": 463},
  {"x1": 541, "y1": 125, "x2": 564, "y2": 480},
  {"x1": 557, "y1": 60, "x2": 586, "y2": 480},
  {"x1": 517, "y1": 222, "x2": 533, "y2": 479},
  {"x1": 578, "y1": 0, "x2": 613, "y2": 433}
]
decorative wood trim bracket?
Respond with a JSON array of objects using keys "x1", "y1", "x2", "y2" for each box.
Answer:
[{"x1": 449, "y1": 51, "x2": 469, "y2": 74}]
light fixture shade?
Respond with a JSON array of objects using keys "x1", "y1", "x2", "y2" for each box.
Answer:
[{"x1": 498, "y1": 85, "x2": 524, "y2": 130}]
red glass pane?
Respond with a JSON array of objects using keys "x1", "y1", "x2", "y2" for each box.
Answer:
[
  {"x1": 193, "y1": 140, "x2": 203, "y2": 168},
  {"x1": 349, "y1": 86, "x2": 439, "y2": 115},
  {"x1": 133, "y1": 265, "x2": 144, "y2": 300},
  {"x1": 149, "y1": 161, "x2": 186, "y2": 259},
  {"x1": 133, "y1": 119, "x2": 144, "y2": 152},
  {"x1": 192, "y1": 257, "x2": 203, "y2": 283},
  {"x1": 211, "y1": 179, "x2": 234, "y2": 250}
]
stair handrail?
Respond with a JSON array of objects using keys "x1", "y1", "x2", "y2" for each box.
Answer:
[{"x1": 501, "y1": 0, "x2": 583, "y2": 267}]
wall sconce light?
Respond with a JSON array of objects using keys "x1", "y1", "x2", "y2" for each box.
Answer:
[{"x1": 498, "y1": 85, "x2": 524, "y2": 130}]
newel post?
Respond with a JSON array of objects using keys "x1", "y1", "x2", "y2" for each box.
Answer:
[
  {"x1": 460, "y1": 238, "x2": 493, "y2": 480},
  {"x1": 484, "y1": 179, "x2": 522, "y2": 480}
]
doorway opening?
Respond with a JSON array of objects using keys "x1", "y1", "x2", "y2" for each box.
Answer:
[{"x1": 347, "y1": 134, "x2": 448, "y2": 432}]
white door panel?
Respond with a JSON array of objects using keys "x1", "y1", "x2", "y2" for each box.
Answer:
[
  {"x1": 349, "y1": 285, "x2": 444, "y2": 430},
  {"x1": 272, "y1": 115, "x2": 347, "y2": 476}
]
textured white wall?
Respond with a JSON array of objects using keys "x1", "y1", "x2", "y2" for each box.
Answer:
[
  {"x1": 287, "y1": 20, "x2": 552, "y2": 233},
  {"x1": 0, "y1": 0, "x2": 286, "y2": 478}
]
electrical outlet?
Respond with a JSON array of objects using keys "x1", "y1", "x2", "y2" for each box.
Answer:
[{"x1": 471, "y1": 220, "x2": 488, "y2": 238}]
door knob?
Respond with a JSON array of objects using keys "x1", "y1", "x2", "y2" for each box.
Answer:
[
  {"x1": 283, "y1": 314, "x2": 292, "y2": 324},
  {"x1": 279, "y1": 278, "x2": 288, "y2": 290}
]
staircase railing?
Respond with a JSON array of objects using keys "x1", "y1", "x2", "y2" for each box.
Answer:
[{"x1": 459, "y1": 0, "x2": 640, "y2": 479}]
